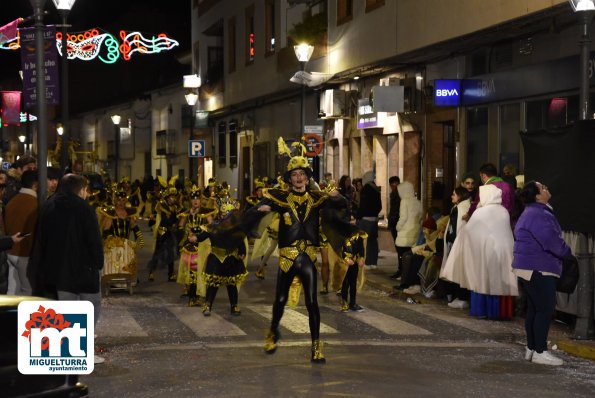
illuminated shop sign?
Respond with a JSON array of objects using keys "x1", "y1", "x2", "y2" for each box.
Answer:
[{"x1": 434, "y1": 79, "x2": 461, "y2": 106}]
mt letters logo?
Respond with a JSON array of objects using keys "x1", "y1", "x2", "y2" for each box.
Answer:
[{"x1": 18, "y1": 301, "x2": 95, "y2": 374}]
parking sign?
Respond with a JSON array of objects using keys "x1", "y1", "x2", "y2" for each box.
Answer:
[{"x1": 188, "y1": 140, "x2": 205, "y2": 157}]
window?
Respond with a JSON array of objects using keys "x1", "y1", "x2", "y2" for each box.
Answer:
[
  {"x1": 245, "y1": 5, "x2": 255, "y2": 64},
  {"x1": 218, "y1": 122, "x2": 227, "y2": 165},
  {"x1": 526, "y1": 96, "x2": 581, "y2": 131},
  {"x1": 228, "y1": 17, "x2": 236, "y2": 73},
  {"x1": 337, "y1": 0, "x2": 353, "y2": 25},
  {"x1": 156, "y1": 130, "x2": 166, "y2": 156},
  {"x1": 265, "y1": 0, "x2": 275, "y2": 55},
  {"x1": 365, "y1": 0, "x2": 385, "y2": 13},
  {"x1": 229, "y1": 120, "x2": 238, "y2": 168},
  {"x1": 466, "y1": 107, "x2": 488, "y2": 175},
  {"x1": 499, "y1": 103, "x2": 521, "y2": 175},
  {"x1": 207, "y1": 47, "x2": 223, "y2": 84}
]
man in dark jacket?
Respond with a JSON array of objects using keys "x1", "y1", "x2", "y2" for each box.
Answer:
[
  {"x1": 356, "y1": 171, "x2": 382, "y2": 269},
  {"x1": 29, "y1": 174, "x2": 104, "y2": 326}
]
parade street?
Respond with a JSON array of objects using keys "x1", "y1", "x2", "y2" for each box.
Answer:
[{"x1": 83, "y1": 221, "x2": 595, "y2": 397}]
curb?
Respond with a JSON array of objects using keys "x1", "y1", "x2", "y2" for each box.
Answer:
[
  {"x1": 365, "y1": 275, "x2": 595, "y2": 362},
  {"x1": 556, "y1": 340, "x2": 595, "y2": 361}
]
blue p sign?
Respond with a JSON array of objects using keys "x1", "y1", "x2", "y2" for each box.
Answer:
[{"x1": 188, "y1": 140, "x2": 205, "y2": 157}]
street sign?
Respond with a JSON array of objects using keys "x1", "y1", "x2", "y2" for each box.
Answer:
[
  {"x1": 303, "y1": 133, "x2": 324, "y2": 156},
  {"x1": 304, "y1": 125, "x2": 323, "y2": 134},
  {"x1": 188, "y1": 139, "x2": 205, "y2": 157}
]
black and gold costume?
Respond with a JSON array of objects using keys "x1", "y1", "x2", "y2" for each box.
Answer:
[
  {"x1": 148, "y1": 194, "x2": 181, "y2": 281},
  {"x1": 97, "y1": 195, "x2": 144, "y2": 294},
  {"x1": 248, "y1": 185, "x2": 348, "y2": 363},
  {"x1": 177, "y1": 204, "x2": 217, "y2": 306},
  {"x1": 198, "y1": 211, "x2": 249, "y2": 316}
]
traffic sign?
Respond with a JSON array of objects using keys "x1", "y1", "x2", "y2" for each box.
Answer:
[
  {"x1": 303, "y1": 133, "x2": 324, "y2": 156},
  {"x1": 188, "y1": 139, "x2": 205, "y2": 157}
]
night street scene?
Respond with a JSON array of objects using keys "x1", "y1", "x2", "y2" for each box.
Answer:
[{"x1": 1, "y1": 0, "x2": 595, "y2": 397}]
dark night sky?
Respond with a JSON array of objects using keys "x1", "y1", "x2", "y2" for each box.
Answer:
[{"x1": 1, "y1": 0, "x2": 191, "y2": 114}]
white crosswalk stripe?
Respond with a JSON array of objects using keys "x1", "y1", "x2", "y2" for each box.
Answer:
[
  {"x1": 96, "y1": 307, "x2": 148, "y2": 337},
  {"x1": 320, "y1": 303, "x2": 433, "y2": 335},
  {"x1": 169, "y1": 306, "x2": 246, "y2": 337},
  {"x1": 249, "y1": 304, "x2": 339, "y2": 334}
]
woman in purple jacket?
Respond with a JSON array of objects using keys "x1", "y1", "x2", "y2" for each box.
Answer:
[{"x1": 512, "y1": 181, "x2": 571, "y2": 366}]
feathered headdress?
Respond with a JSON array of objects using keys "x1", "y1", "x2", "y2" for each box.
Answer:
[
  {"x1": 189, "y1": 184, "x2": 202, "y2": 199},
  {"x1": 158, "y1": 175, "x2": 179, "y2": 197},
  {"x1": 277, "y1": 137, "x2": 312, "y2": 182}
]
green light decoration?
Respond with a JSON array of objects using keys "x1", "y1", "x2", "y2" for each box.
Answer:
[{"x1": 0, "y1": 27, "x2": 179, "y2": 64}]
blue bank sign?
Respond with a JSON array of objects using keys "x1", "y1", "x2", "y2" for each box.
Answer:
[{"x1": 434, "y1": 80, "x2": 462, "y2": 106}]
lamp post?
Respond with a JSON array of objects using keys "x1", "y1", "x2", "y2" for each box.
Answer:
[
  {"x1": 184, "y1": 74, "x2": 201, "y2": 182},
  {"x1": 569, "y1": 0, "x2": 595, "y2": 340},
  {"x1": 111, "y1": 114, "x2": 121, "y2": 181},
  {"x1": 52, "y1": 0, "x2": 77, "y2": 173},
  {"x1": 294, "y1": 43, "x2": 314, "y2": 141},
  {"x1": 30, "y1": 0, "x2": 48, "y2": 205},
  {"x1": 18, "y1": 134, "x2": 27, "y2": 154}
]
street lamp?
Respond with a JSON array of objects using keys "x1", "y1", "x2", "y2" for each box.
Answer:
[
  {"x1": 294, "y1": 43, "x2": 314, "y2": 140},
  {"x1": 52, "y1": 0, "x2": 77, "y2": 173},
  {"x1": 18, "y1": 134, "x2": 26, "y2": 154},
  {"x1": 111, "y1": 114, "x2": 121, "y2": 181},
  {"x1": 30, "y1": 0, "x2": 48, "y2": 205},
  {"x1": 569, "y1": 0, "x2": 595, "y2": 340},
  {"x1": 184, "y1": 74, "x2": 201, "y2": 182}
]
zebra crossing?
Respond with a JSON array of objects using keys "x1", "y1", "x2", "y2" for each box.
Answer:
[{"x1": 96, "y1": 302, "x2": 438, "y2": 340}]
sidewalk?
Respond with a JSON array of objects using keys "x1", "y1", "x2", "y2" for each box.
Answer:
[{"x1": 364, "y1": 250, "x2": 595, "y2": 362}]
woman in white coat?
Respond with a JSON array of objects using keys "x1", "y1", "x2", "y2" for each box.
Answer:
[
  {"x1": 441, "y1": 184, "x2": 518, "y2": 319},
  {"x1": 394, "y1": 181, "x2": 423, "y2": 276}
]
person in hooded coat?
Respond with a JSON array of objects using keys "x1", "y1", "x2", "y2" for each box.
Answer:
[
  {"x1": 395, "y1": 181, "x2": 423, "y2": 276},
  {"x1": 441, "y1": 184, "x2": 518, "y2": 319}
]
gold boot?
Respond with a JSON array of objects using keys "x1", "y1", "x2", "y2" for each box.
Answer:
[
  {"x1": 148, "y1": 272, "x2": 155, "y2": 282},
  {"x1": 202, "y1": 303, "x2": 211, "y2": 317},
  {"x1": 188, "y1": 297, "x2": 201, "y2": 307},
  {"x1": 264, "y1": 329, "x2": 279, "y2": 354},
  {"x1": 311, "y1": 340, "x2": 326, "y2": 363}
]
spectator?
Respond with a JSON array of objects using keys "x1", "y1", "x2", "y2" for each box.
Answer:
[
  {"x1": 465, "y1": 163, "x2": 515, "y2": 221},
  {"x1": 394, "y1": 181, "x2": 422, "y2": 286},
  {"x1": 440, "y1": 186, "x2": 471, "y2": 308},
  {"x1": 502, "y1": 164, "x2": 518, "y2": 191},
  {"x1": 387, "y1": 176, "x2": 401, "y2": 279},
  {"x1": 28, "y1": 174, "x2": 105, "y2": 362},
  {"x1": 512, "y1": 181, "x2": 571, "y2": 366},
  {"x1": 338, "y1": 175, "x2": 355, "y2": 206},
  {"x1": 442, "y1": 184, "x2": 518, "y2": 319},
  {"x1": 4, "y1": 170, "x2": 38, "y2": 295},
  {"x1": 460, "y1": 172, "x2": 478, "y2": 202},
  {"x1": 356, "y1": 171, "x2": 382, "y2": 269},
  {"x1": 352, "y1": 177, "x2": 363, "y2": 216},
  {"x1": 4, "y1": 155, "x2": 37, "y2": 204},
  {"x1": 46, "y1": 167, "x2": 62, "y2": 197}
]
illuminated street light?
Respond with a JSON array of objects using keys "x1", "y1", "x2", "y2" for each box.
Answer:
[
  {"x1": 293, "y1": 43, "x2": 314, "y2": 140},
  {"x1": 111, "y1": 114, "x2": 121, "y2": 181}
]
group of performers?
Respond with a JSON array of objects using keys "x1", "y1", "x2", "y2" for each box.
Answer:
[{"x1": 91, "y1": 137, "x2": 367, "y2": 364}]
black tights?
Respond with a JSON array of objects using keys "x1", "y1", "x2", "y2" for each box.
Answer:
[
  {"x1": 341, "y1": 264, "x2": 358, "y2": 306},
  {"x1": 271, "y1": 253, "x2": 320, "y2": 342},
  {"x1": 206, "y1": 285, "x2": 238, "y2": 308}
]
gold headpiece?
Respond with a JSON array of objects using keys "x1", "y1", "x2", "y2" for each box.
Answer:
[
  {"x1": 277, "y1": 137, "x2": 312, "y2": 182},
  {"x1": 254, "y1": 177, "x2": 266, "y2": 189},
  {"x1": 158, "y1": 175, "x2": 179, "y2": 196},
  {"x1": 190, "y1": 184, "x2": 201, "y2": 199}
]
